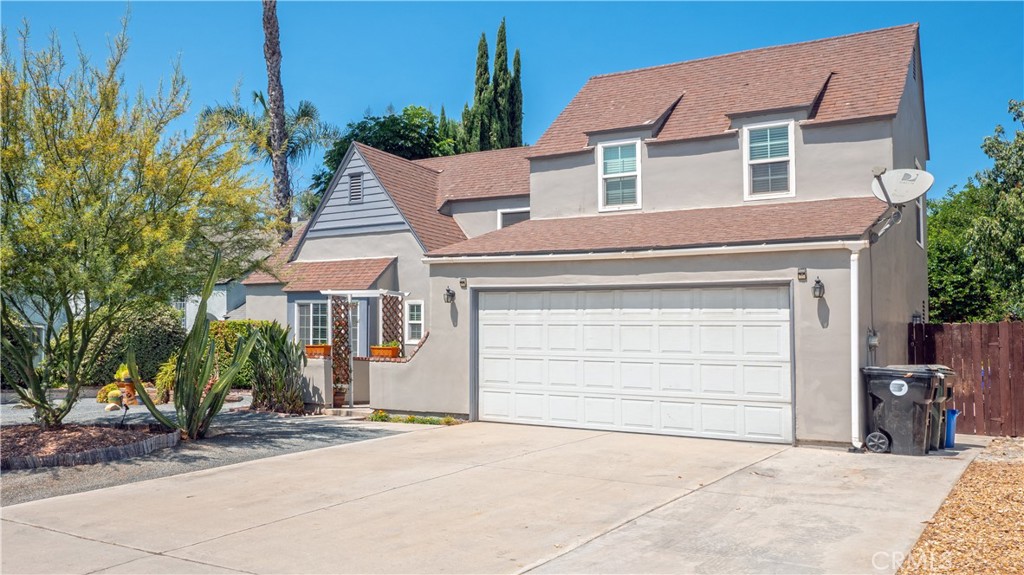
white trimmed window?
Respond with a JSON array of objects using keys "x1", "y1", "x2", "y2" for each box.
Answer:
[
  {"x1": 348, "y1": 173, "x2": 363, "y2": 203},
  {"x1": 743, "y1": 122, "x2": 795, "y2": 199},
  {"x1": 405, "y1": 300, "x2": 424, "y2": 344},
  {"x1": 296, "y1": 301, "x2": 330, "y2": 345},
  {"x1": 598, "y1": 140, "x2": 641, "y2": 211},
  {"x1": 497, "y1": 208, "x2": 530, "y2": 229}
]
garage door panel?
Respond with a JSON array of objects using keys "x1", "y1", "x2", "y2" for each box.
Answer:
[
  {"x1": 514, "y1": 323, "x2": 544, "y2": 351},
  {"x1": 583, "y1": 397, "x2": 616, "y2": 426},
  {"x1": 549, "y1": 395, "x2": 580, "y2": 423},
  {"x1": 481, "y1": 357, "x2": 511, "y2": 385},
  {"x1": 477, "y1": 287, "x2": 793, "y2": 444},
  {"x1": 660, "y1": 362, "x2": 697, "y2": 392},
  {"x1": 659, "y1": 324, "x2": 695, "y2": 353},
  {"x1": 514, "y1": 393, "x2": 546, "y2": 421},
  {"x1": 621, "y1": 399, "x2": 656, "y2": 429},
  {"x1": 582, "y1": 360, "x2": 616, "y2": 388},
  {"x1": 620, "y1": 362, "x2": 655, "y2": 391}
]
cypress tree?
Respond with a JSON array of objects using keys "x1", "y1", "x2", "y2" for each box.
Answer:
[
  {"x1": 471, "y1": 32, "x2": 492, "y2": 152},
  {"x1": 511, "y1": 48, "x2": 523, "y2": 147},
  {"x1": 458, "y1": 102, "x2": 473, "y2": 153},
  {"x1": 439, "y1": 105, "x2": 449, "y2": 141},
  {"x1": 490, "y1": 18, "x2": 511, "y2": 149}
]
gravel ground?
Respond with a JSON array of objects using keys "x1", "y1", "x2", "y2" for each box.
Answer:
[
  {"x1": 898, "y1": 437, "x2": 1024, "y2": 575},
  {"x1": 0, "y1": 394, "x2": 408, "y2": 507}
]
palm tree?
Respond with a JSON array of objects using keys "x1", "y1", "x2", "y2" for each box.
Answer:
[
  {"x1": 262, "y1": 0, "x2": 291, "y2": 240},
  {"x1": 203, "y1": 91, "x2": 338, "y2": 234}
]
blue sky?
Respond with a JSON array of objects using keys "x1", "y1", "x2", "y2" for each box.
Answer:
[{"x1": 3, "y1": 1, "x2": 1022, "y2": 196}]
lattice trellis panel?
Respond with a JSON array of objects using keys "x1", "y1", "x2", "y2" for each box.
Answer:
[
  {"x1": 330, "y1": 296, "x2": 351, "y2": 393},
  {"x1": 381, "y1": 294, "x2": 404, "y2": 345}
]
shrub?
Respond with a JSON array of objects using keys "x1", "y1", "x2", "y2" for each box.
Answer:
[
  {"x1": 0, "y1": 322, "x2": 35, "y2": 390},
  {"x1": 154, "y1": 355, "x2": 176, "y2": 404},
  {"x1": 209, "y1": 320, "x2": 273, "y2": 389},
  {"x1": 248, "y1": 321, "x2": 306, "y2": 415},
  {"x1": 52, "y1": 304, "x2": 186, "y2": 387},
  {"x1": 96, "y1": 383, "x2": 120, "y2": 403}
]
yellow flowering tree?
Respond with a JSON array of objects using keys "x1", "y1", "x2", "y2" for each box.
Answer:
[{"x1": 0, "y1": 21, "x2": 274, "y2": 428}]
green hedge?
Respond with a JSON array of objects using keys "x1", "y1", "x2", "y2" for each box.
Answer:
[{"x1": 209, "y1": 320, "x2": 273, "y2": 389}]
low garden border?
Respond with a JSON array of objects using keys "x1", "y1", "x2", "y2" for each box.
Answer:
[{"x1": 1, "y1": 424, "x2": 180, "y2": 471}]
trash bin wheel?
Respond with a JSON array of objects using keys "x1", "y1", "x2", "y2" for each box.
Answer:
[{"x1": 866, "y1": 431, "x2": 890, "y2": 453}]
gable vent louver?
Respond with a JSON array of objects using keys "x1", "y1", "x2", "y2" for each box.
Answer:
[{"x1": 349, "y1": 173, "x2": 363, "y2": 203}]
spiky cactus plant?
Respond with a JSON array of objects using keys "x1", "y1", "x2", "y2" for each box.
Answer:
[{"x1": 128, "y1": 253, "x2": 257, "y2": 439}]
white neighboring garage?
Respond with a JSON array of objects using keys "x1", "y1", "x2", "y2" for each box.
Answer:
[{"x1": 476, "y1": 286, "x2": 793, "y2": 443}]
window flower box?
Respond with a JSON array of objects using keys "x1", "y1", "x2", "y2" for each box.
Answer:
[
  {"x1": 305, "y1": 344, "x2": 332, "y2": 359},
  {"x1": 370, "y1": 345, "x2": 401, "y2": 358}
]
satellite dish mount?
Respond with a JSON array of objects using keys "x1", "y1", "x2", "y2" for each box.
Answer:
[{"x1": 869, "y1": 167, "x2": 934, "y2": 243}]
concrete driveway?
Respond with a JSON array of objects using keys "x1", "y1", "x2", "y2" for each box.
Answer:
[{"x1": 1, "y1": 423, "x2": 986, "y2": 574}]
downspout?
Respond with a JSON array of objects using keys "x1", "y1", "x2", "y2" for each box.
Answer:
[{"x1": 850, "y1": 247, "x2": 865, "y2": 449}]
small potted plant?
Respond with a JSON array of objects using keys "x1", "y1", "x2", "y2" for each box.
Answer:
[
  {"x1": 305, "y1": 343, "x2": 331, "y2": 359},
  {"x1": 370, "y1": 340, "x2": 402, "y2": 358},
  {"x1": 114, "y1": 363, "x2": 138, "y2": 405}
]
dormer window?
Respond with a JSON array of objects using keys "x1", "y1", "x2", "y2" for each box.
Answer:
[
  {"x1": 348, "y1": 173, "x2": 363, "y2": 203},
  {"x1": 743, "y1": 122, "x2": 795, "y2": 200},
  {"x1": 598, "y1": 140, "x2": 641, "y2": 211}
]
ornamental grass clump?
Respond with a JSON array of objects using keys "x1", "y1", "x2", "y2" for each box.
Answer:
[
  {"x1": 129, "y1": 253, "x2": 257, "y2": 440},
  {"x1": 249, "y1": 322, "x2": 306, "y2": 415}
]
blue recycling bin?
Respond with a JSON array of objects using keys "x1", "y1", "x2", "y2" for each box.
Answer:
[{"x1": 945, "y1": 409, "x2": 960, "y2": 449}]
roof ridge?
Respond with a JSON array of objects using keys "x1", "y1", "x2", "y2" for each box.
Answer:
[
  {"x1": 412, "y1": 145, "x2": 533, "y2": 166},
  {"x1": 353, "y1": 142, "x2": 444, "y2": 177},
  {"x1": 590, "y1": 23, "x2": 919, "y2": 81}
]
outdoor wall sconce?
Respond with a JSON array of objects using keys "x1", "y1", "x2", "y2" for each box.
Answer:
[
  {"x1": 812, "y1": 278, "x2": 825, "y2": 299},
  {"x1": 443, "y1": 286, "x2": 456, "y2": 304}
]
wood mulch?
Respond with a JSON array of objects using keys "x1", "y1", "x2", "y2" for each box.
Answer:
[
  {"x1": 0, "y1": 424, "x2": 163, "y2": 459},
  {"x1": 898, "y1": 437, "x2": 1024, "y2": 575}
]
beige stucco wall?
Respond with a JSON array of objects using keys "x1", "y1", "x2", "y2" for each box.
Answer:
[
  {"x1": 449, "y1": 196, "x2": 530, "y2": 238},
  {"x1": 244, "y1": 284, "x2": 288, "y2": 325},
  {"x1": 529, "y1": 119, "x2": 895, "y2": 219},
  {"x1": 298, "y1": 230, "x2": 431, "y2": 336},
  {"x1": 377, "y1": 249, "x2": 859, "y2": 443}
]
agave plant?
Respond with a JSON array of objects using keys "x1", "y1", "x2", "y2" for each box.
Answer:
[
  {"x1": 250, "y1": 321, "x2": 306, "y2": 414},
  {"x1": 128, "y1": 253, "x2": 258, "y2": 439}
]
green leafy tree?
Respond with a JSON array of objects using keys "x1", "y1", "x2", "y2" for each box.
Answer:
[
  {"x1": 490, "y1": 19, "x2": 512, "y2": 149},
  {"x1": 928, "y1": 100, "x2": 1024, "y2": 321},
  {"x1": 311, "y1": 106, "x2": 447, "y2": 195},
  {"x1": 0, "y1": 21, "x2": 272, "y2": 428},
  {"x1": 511, "y1": 49, "x2": 523, "y2": 147},
  {"x1": 465, "y1": 32, "x2": 492, "y2": 152}
]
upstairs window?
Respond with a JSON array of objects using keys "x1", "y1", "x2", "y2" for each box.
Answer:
[
  {"x1": 348, "y1": 173, "x2": 363, "y2": 203},
  {"x1": 598, "y1": 141, "x2": 641, "y2": 211},
  {"x1": 743, "y1": 122, "x2": 795, "y2": 199}
]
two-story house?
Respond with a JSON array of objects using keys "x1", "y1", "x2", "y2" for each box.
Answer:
[{"x1": 367, "y1": 24, "x2": 929, "y2": 448}]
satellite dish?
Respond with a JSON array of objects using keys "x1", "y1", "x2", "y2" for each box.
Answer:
[{"x1": 871, "y1": 169, "x2": 934, "y2": 205}]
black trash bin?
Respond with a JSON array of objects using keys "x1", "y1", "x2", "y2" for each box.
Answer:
[{"x1": 862, "y1": 365, "x2": 951, "y2": 456}]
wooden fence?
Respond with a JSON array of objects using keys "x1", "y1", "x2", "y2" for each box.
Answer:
[{"x1": 907, "y1": 321, "x2": 1024, "y2": 437}]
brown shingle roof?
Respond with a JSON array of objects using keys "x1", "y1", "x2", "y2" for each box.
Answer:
[
  {"x1": 354, "y1": 143, "x2": 467, "y2": 251},
  {"x1": 530, "y1": 24, "x2": 918, "y2": 158},
  {"x1": 413, "y1": 146, "x2": 532, "y2": 208},
  {"x1": 242, "y1": 221, "x2": 309, "y2": 285},
  {"x1": 242, "y1": 222, "x2": 394, "y2": 291},
  {"x1": 280, "y1": 258, "x2": 395, "y2": 292},
  {"x1": 427, "y1": 197, "x2": 886, "y2": 257}
]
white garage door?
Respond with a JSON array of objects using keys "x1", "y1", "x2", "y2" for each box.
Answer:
[{"x1": 476, "y1": 286, "x2": 793, "y2": 443}]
